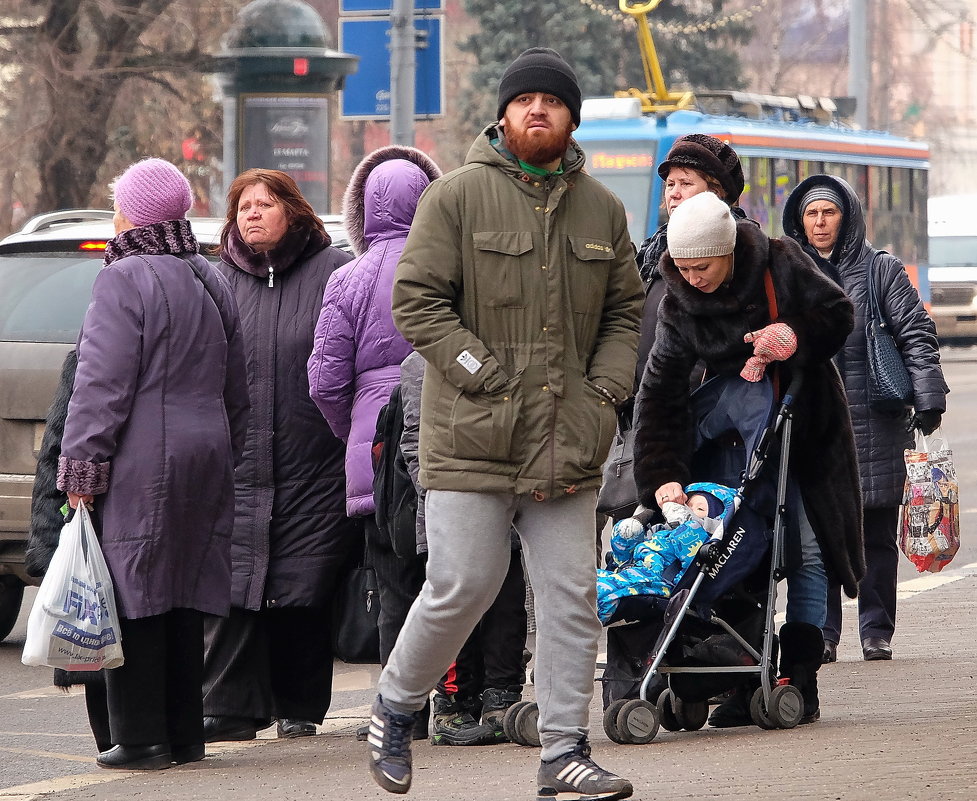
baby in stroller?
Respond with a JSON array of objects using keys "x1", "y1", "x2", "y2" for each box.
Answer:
[{"x1": 596, "y1": 483, "x2": 733, "y2": 624}]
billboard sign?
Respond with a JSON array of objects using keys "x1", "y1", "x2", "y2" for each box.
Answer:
[{"x1": 240, "y1": 95, "x2": 330, "y2": 212}]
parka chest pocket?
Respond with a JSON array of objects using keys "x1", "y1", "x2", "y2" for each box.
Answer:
[
  {"x1": 567, "y1": 236, "x2": 614, "y2": 315},
  {"x1": 473, "y1": 231, "x2": 533, "y2": 308}
]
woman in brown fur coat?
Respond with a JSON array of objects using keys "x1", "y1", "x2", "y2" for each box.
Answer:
[{"x1": 633, "y1": 192, "x2": 864, "y2": 726}]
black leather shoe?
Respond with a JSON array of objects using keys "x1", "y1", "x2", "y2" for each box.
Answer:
[
  {"x1": 96, "y1": 744, "x2": 172, "y2": 770},
  {"x1": 171, "y1": 743, "x2": 205, "y2": 765},
  {"x1": 822, "y1": 641, "x2": 838, "y2": 663},
  {"x1": 862, "y1": 637, "x2": 893, "y2": 661},
  {"x1": 203, "y1": 716, "x2": 257, "y2": 743},
  {"x1": 277, "y1": 719, "x2": 317, "y2": 739}
]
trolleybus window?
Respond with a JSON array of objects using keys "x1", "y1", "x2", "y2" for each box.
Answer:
[{"x1": 586, "y1": 143, "x2": 657, "y2": 244}]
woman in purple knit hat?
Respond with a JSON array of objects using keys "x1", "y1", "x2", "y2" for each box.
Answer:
[{"x1": 57, "y1": 158, "x2": 250, "y2": 770}]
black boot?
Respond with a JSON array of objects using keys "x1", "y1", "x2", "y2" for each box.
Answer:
[
  {"x1": 779, "y1": 622, "x2": 824, "y2": 724},
  {"x1": 707, "y1": 683, "x2": 755, "y2": 728},
  {"x1": 480, "y1": 687, "x2": 522, "y2": 741},
  {"x1": 430, "y1": 693, "x2": 496, "y2": 746}
]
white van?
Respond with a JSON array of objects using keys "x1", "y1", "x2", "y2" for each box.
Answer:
[{"x1": 928, "y1": 194, "x2": 977, "y2": 340}]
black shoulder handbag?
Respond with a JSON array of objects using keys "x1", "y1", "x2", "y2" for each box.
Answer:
[
  {"x1": 865, "y1": 252, "x2": 914, "y2": 414},
  {"x1": 596, "y1": 407, "x2": 638, "y2": 520},
  {"x1": 332, "y1": 539, "x2": 381, "y2": 664}
]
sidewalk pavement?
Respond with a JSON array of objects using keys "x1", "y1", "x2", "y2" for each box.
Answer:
[{"x1": 3, "y1": 564, "x2": 976, "y2": 801}]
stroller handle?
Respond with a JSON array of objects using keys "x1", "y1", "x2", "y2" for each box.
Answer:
[
  {"x1": 780, "y1": 373, "x2": 803, "y2": 410},
  {"x1": 744, "y1": 373, "x2": 803, "y2": 483}
]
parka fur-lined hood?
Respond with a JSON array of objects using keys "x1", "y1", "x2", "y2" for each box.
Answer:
[{"x1": 342, "y1": 145, "x2": 442, "y2": 257}]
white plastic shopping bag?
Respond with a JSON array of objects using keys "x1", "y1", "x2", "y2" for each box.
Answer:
[{"x1": 22, "y1": 504, "x2": 124, "y2": 670}]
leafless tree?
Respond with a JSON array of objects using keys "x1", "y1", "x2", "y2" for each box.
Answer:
[{"x1": 0, "y1": 1, "x2": 238, "y2": 223}]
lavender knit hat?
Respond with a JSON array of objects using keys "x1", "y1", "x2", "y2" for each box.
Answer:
[{"x1": 113, "y1": 158, "x2": 193, "y2": 227}]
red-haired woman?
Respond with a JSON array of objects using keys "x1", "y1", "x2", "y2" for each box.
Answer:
[{"x1": 202, "y1": 170, "x2": 359, "y2": 743}]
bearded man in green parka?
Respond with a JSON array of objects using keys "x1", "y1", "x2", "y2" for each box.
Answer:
[{"x1": 365, "y1": 48, "x2": 643, "y2": 801}]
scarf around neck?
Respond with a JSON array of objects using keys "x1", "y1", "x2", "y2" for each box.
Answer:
[
  {"x1": 103, "y1": 219, "x2": 198, "y2": 266},
  {"x1": 220, "y1": 223, "x2": 330, "y2": 282}
]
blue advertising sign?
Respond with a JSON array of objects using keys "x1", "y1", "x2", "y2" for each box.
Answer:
[
  {"x1": 341, "y1": 0, "x2": 441, "y2": 11},
  {"x1": 340, "y1": 17, "x2": 442, "y2": 119}
]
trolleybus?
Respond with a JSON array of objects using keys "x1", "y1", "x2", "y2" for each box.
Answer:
[{"x1": 574, "y1": 95, "x2": 931, "y2": 298}]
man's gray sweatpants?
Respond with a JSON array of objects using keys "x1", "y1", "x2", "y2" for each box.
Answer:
[{"x1": 377, "y1": 488, "x2": 601, "y2": 761}]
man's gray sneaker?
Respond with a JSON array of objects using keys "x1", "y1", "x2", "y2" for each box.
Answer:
[
  {"x1": 536, "y1": 739, "x2": 633, "y2": 801},
  {"x1": 367, "y1": 695, "x2": 416, "y2": 795}
]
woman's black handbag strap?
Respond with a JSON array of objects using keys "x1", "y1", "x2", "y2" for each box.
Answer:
[{"x1": 865, "y1": 251, "x2": 888, "y2": 326}]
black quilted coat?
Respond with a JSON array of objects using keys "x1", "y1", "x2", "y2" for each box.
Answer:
[
  {"x1": 783, "y1": 175, "x2": 949, "y2": 509},
  {"x1": 633, "y1": 221, "x2": 865, "y2": 597},
  {"x1": 216, "y1": 227, "x2": 360, "y2": 609}
]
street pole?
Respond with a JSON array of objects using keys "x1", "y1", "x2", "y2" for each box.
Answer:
[
  {"x1": 849, "y1": 0, "x2": 869, "y2": 129},
  {"x1": 390, "y1": 0, "x2": 415, "y2": 146}
]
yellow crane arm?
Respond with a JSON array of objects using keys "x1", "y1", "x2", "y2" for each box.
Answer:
[{"x1": 618, "y1": 0, "x2": 695, "y2": 112}]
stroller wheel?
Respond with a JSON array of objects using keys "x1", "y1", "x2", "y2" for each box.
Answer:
[
  {"x1": 602, "y1": 699, "x2": 628, "y2": 743},
  {"x1": 512, "y1": 701, "x2": 540, "y2": 747},
  {"x1": 656, "y1": 689, "x2": 682, "y2": 732},
  {"x1": 673, "y1": 697, "x2": 708, "y2": 731},
  {"x1": 767, "y1": 685, "x2": 803, "y2": 729},
  {"x1": 749, "y1": 687, "x2": 777, "y2": 730},
  {"x1": 615, "y1": 699, "x2": 660, "y2": 744},
  {"x1": 503, "y1": 701, "x2": 532, "y2": 743}
]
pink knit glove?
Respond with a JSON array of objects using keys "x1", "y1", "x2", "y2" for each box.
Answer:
[
  {"x1": 745, "y1": 323, "x2": 797, "y2": 361},
  {"x1": 740, "y1": 323, "x2": 797, "y2": 382},
  {"x1": 740, "y1": 355, "x2": 770, "y2": 382}
]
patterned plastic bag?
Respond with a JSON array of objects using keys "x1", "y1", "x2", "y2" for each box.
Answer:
[{"x1": 898, "y1": 431, "x2": 960, "y2": 573}]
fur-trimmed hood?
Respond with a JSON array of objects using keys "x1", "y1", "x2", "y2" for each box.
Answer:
[{"x1": 342, "y1": 145, "x2": 442, "y2": 257}]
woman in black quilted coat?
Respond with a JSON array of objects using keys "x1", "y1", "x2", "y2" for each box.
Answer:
[
  {"x1": 202, "y1": 169, "x2": 360, "y2": 743},
  {"x1": 783, "y1": 174, "x2": 948, "y2": 664}
]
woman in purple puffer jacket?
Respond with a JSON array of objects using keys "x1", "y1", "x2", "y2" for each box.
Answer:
[{"x1": 308, "y1": 145, "x2": 441, "y2": 666}]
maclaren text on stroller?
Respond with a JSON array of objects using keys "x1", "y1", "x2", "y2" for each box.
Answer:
[{"x1": 603, "y1": 373, "x2": 805, "y2": 745}]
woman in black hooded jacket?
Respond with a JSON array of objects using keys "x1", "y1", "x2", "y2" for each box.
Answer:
[{"x1": 783, "y1": 174, "x2": 948, "y2": 663}]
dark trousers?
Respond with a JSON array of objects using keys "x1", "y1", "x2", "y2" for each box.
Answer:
[
  {"x1": 364, "y1": 515, "x2": 426, "y2": 665},
  {"x1": 84, "y1": 675, "x2": 111, "y2": 753},
  {"x1": 437, "y1": 549, "x2": 528, "y2": 702},
  {"x1": 203, "y1": 604, "x2": 335, "y2": 723},
  {"x1": 824, "y1": 505, "x2": 900, "y2": 644},
  {"x1": 105, "y1": 609, "x2": 204, "y2": 747}
]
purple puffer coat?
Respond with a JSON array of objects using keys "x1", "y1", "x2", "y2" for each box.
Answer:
[
  {"x1": 308, "y1": 146, "x2": 441, "y2": 516},
  {"x1": 58, "y1": 220, "x2": 250, "y2": 619}
]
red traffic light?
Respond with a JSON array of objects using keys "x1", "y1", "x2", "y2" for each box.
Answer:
[{"x1": 293, "y1": 57, "x2": 309, "y2": 76}]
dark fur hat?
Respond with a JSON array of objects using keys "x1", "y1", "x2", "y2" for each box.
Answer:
[{"x1": 657, "y1": 134, "x2": 745, "y2": 203}]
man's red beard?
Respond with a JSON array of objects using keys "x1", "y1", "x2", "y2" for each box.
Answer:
[{"x1": 504, "y1": 118, "x2": 574, "y2": 167}]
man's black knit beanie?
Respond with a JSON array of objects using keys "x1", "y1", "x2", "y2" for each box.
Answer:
[{"x1": 496, "y1": 47, "x2": 582, "y2": 126}]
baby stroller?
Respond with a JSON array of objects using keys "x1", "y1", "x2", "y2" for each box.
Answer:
[{"x1": 600, "y1": 372, "x2": 805, "y2": 745}]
